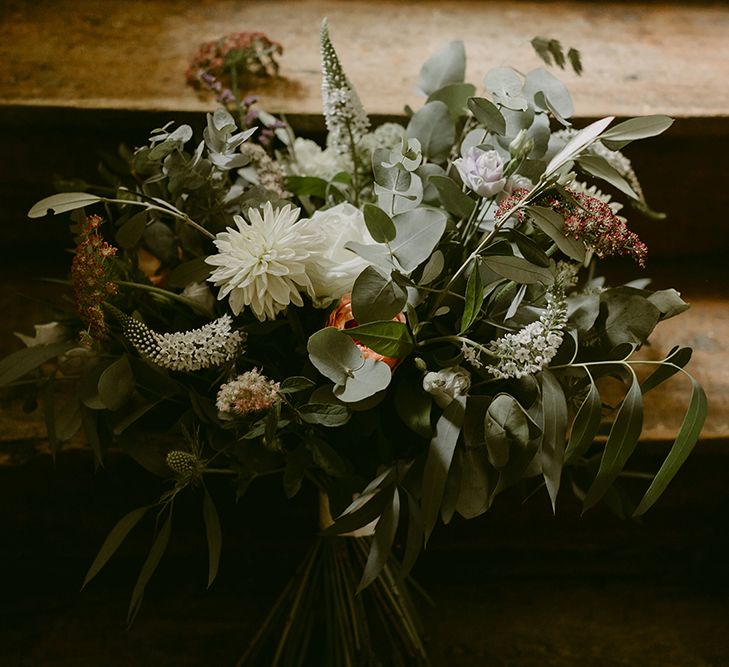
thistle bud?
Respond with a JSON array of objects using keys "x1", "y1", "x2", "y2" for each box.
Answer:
[{"x1": 166, "y1": 450, "x2": 202, "y2": 479}]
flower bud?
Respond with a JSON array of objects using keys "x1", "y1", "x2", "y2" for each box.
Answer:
[
  {"x1": 454, "y1": 147, "x2": 507, "y2": 198},
  {"x1": 166, "y1": 450, "x2": 202, "y2": 479},
  {"x1": 508, "y1": 130, "x2": 534, "y2": 158},
  {"x1": 422, "y1": 366, "x2": 471, "y2": 408}
]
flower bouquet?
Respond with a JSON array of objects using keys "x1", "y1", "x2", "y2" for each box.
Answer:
[{"x1": 5, "y1": 20, "x2": 707, "y2": 665}]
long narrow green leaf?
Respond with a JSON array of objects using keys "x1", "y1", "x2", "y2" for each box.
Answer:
[
  {"x1": 127, "y1": 510, "x2": 173, "y2": 625},
  {"x1": 633, "y1": 375, "x2": 707, "y2": 516},
  {"x1": 582, "y1": 367, "x2": 643, "y2": 512},
  {"x1": 422, "y1": 395, "x2": 466, "y2": 541},
  {"x1": 0, "y1": 342, "x2": 73, "y2": 386},
  {"x1": 539, "y1": 370, "x2": 568, "y2": 511},
  {"x1": 83, "y1": 505, "x2": 150, "y2": 589},
  {"x1": 460, "y1": 264, "x2": 484, "y2": 333},
  {"x1": 400, "y1": 491, "x2": 423, "y2": 578},
  {"x1": 203, "y1": 487, "x2": 222, "y2": 588},
  {"x1": 322, "y1": 489, "x2": 390, "y2": 536},
  {"x1": 564, "y1": 372, "x2": 602, "y2": 464},
  {"x1": 358, "y1": 488, "x2": 400, "y2": 592},
  {"x1": 640, "y1": 347, "x2": 692, "y2": 394}
]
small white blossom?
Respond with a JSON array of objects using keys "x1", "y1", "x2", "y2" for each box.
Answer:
[
  {"x1": 320, "y1": 19, "x2": 370, "y2": 155},
  {"x1": 359, "y1": 123, "x2": 407, "y2": 154},
  {"x1": 454, "y1": 147, "x2": 507, "y2": 198},
  {"x1": 485, "y1": 289, "x2": 568, "y2": 380},
  {"x1": 206, "y1": 203, "x2": 321, "y2": 321},
  {"x1": 121, "y1": 314, "x2": 244, "y2": 372},
  {"x1": 216, "y1": 368, "x2": 280, "y2": 417},
  {"x1": 423, "y1": 366, "x2": 471, "y2": 408}
]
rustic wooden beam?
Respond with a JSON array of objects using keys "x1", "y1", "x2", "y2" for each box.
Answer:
[{"x1": 2, "y1": 0, "x2": 728, "y2": 126}]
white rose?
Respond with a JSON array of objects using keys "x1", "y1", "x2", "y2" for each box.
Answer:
[
  {"x1": 299, "y1": 203, "x2": 373, "y2": 307},
  {"x1": 292, "y1": 137, "x2": 350, "y2": 181}
]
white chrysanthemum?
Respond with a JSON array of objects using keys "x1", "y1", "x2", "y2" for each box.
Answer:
[
  {"x1": 206, "y1": 203, "x2": 320, "y2": 321},
  {"x1": 121, "y1": 314, "x2": 244, "y2": 372}
]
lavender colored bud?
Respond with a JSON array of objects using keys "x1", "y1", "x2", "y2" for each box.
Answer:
[{"x1": 454, "y1": 147, "x2": 507, "y2": 198}]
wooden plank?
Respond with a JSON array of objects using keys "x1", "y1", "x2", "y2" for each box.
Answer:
[{"x1": 2, "y1": 0, "x2": 729, "y2": 126}]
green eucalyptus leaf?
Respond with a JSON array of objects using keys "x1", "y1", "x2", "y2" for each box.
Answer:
[
  {"x1": 467, "y1": 97, "x2": 506, "y2": 135},
  {"x1": 98, "y1": 356, "x2": 135, "y2": 411},
  {"x1": 416, "y1": 40, "x2": 466, "y2": 96},
  {"x1": 168, "y1": 257, "x2": 212, "y2": 289},
  {"x1": 633, "y1": 374, "x2": 706, "y2": 516},
  {"x1": 342, "y1": 321, "x2": 413, "y2": 358},
  {"x1": 202, "y1": 487, "x2": 222, "y2": 588},
  {"x1": 307, "y1": 328, "x2": 365, "y2": 385},
  {"x1": 601, "y1": 291, "x2": 661, "y2": 347},
  {"x1": 279, "y1": 376, "x2": 316, "y2": 394},
  {"x1": 333, "y1": 358, "x2": 392, "y2": 403},
  {"x1": 28, "y1": 192, "x2": 102, "y2": 218},
  {"x1": 524, "y1": 68, "x2": 574, "y2": 119},
  {"x1": 582, "y1": 367, "x2": 643, "y2": 512},
  {"x1": 484, "y1": 67, "x2": 527, "y2": 111},
  {"x1": 394, "y1": 372, "x2": 432, "y2": 439},
  {"x1": 428, "y1": 82, "x2": 477, "y2": 120},
  {"x1": 429, "y1": 175, "x2": 476, "y2": 219},
  {"x1": 352, "y1": 266, "x2": 407, "y2": 324},
  {"x1": 298, "y1": 403, "x2": 351, "y2": 427},
  {"x1": 484, "y1": 394, "x2": 533, "y2": 468},
  {"x1": 309, "y1": 437, "x2": 351, "y2": 478},
  {"x1": 407, "y1": 101, "x2": 456, "y2": 162},
  {"x1": 546, "y1": 116, "x2": 614, "y2": 175},
  {"x1": 647, "y1": 289, "x2": 689, "y2": 320},
  {"x1": 363, "y1": 203, "x2": 396, "y2": 243},
  {"x1": 390, "y1": 208, "x2": 448, "y2": 273}
]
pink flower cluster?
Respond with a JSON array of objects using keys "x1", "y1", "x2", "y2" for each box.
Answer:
[
  {"x1": 216, "y1": 369, "x2": 280, "y2": 417},
  {"x1": 496, "y1": 188, "x2": 647, "y2": 266},
  {"x1": 71, "y1": 215, "x2": 118, "y2": 342}
]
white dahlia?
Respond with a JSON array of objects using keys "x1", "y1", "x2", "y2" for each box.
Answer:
[{"x1": 206, "y1": 202, "x2": 319, "y2": 321}]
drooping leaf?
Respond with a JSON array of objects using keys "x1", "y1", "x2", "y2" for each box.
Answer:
[
  {"x1": 484, "y1": 255, "x2": 555, "y2": 285},
  {"x1": 0, "y1": 342, "x2": 73, "y2": 386},
  {"x1": 539, "y1": 370, "x2": 568, "y2": 511},
  {"x1": 422, "y1": 395, "x2": 466, "y2": 541},
  {"x1": 127, "y1": 510, "x2": 173, "y2": 625},
  {"x1": 601, "y1": 291, "x2": 661, "y2": 347},
  {"x1": 577, "y1": 155, "x2": 639, "y2": 199},
  {"x1": 484, "y1": 394, "x2": 533, "y2": 468},
  {"x1": 564, "y1": 372, "x2": 602, "y2": 464},
  {"x1": 647, "y1": 289, "x2": 690, "y2": 320},
  {"x1": 358, "y1": 488, "x2": 400, "y2": 591},
  {"x1": 202, "y1": 487, "x2": 222, "y2": 588},
  {"x1": 545, "y1": 116, "x2": 614, "y2": 175},
  {"x1": 582, "y1": 367, "x2": 643, "y2": 512},
  {"x1": 633, "y1": 374, "x2": 707, "y2": 516},
  {"x1": 640, "y1": 347, "x2": 692, "y2": 394},
  {"x1": 28, "y1": 192, "x2": 102, "y2": 218},
  {"x1": 416, "y1": 40, "x2": 466, "y2": 96},
  {"x1": 83, "y1": 505, "x2": 151, "y2": 589}
]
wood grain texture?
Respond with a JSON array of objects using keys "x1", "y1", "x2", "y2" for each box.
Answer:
[{"x1": 1, "y1": 0, "x2": 728, "y2": 124}]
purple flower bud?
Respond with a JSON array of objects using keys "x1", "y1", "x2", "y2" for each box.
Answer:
[{"x1": 454, "y1": 147, "x2": 507, "y2": 198}]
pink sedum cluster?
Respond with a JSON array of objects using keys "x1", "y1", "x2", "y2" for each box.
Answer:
[{"x1": 216, "y1": 369, "x2": 280, "y2": 417}]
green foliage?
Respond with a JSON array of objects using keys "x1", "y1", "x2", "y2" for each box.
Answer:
[{"x1": 530, "y1": 37, "x2": 583, "y2": 76}]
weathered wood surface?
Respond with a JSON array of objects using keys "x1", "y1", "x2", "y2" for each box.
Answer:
[{"x1": 2, "y1": 0, "x2": 729, "y2": 126}]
